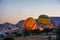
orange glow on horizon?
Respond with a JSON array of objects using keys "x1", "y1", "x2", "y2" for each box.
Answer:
[{"x1": 0, "y1": 17, "x2": 22, "y2": 24}]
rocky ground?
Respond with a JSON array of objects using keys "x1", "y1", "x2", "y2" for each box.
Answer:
[
  {"x1": 0, "y1": 35, "x2": 56, "y2": 40},
  {"x1": 14, "y1": 35, "x2": 48, "y2": 40}
]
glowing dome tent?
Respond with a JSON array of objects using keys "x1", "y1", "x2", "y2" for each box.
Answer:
[
  {"x1": 38, "y1": 15, "x2": 50, "y2": 27},
  {"x1": 23, "y1": 17, "x2": 37, "y2": 30}
]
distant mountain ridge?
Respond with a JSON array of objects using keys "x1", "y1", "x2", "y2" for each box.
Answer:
[{"x1": 50, "y1": 17, "x2": 60, "y2": 26}]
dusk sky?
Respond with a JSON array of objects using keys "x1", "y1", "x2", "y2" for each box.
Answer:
[{"x1": 0, "y1": 0, "x2": 60, "y2": 24}]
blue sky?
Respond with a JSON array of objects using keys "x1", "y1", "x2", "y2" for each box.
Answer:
[{"x1": 0, "y1": 0, "x2": 60, "y2": 24}]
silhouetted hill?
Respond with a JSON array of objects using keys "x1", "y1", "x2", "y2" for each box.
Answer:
[
  {"x1": 50, "y1": 17, "x2": 60, "y2": 26},
  {"x1": 0, "y1": 24, "x2": 3, "y2": 27},
  {"x1": 3, "y1": 22, "x2": 15, "y2": 27},
  {"x1": 16, "y1": 20, "x2": 25, "y2": 27},
  {"x1": 0, "y1": 22, "x2": 16, "y2": 30}
]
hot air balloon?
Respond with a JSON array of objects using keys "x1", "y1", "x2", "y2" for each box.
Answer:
[
  {"x1": 38, "y1": 14, "x2": 50, "y2": 27},
  {"x1": 23, "y1": 17, "x2": 37, "y2": 30},
  {"x1": 47, "y1": 20, "x2": 54, "y2": 29}
]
